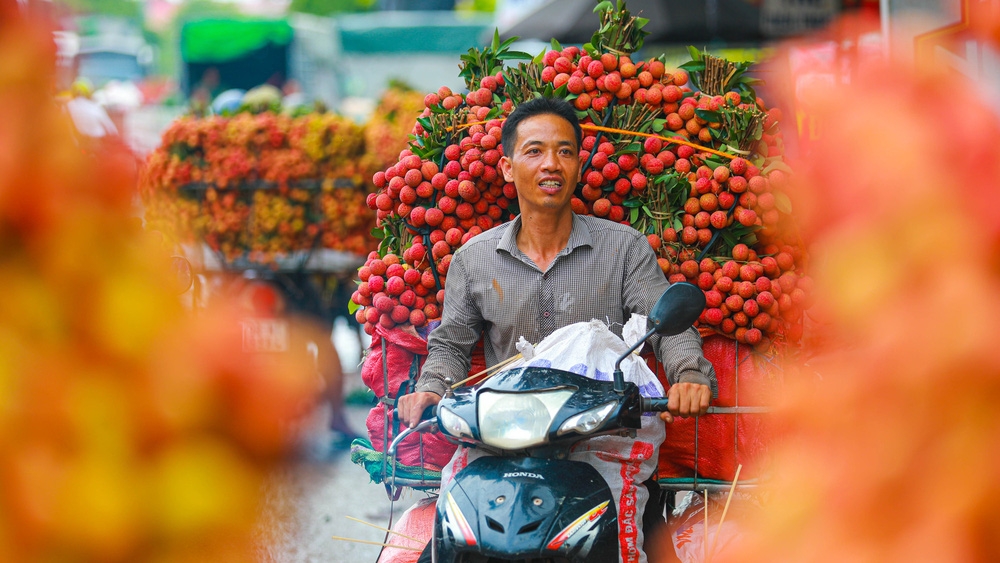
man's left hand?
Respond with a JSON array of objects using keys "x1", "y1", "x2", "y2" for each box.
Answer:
[{"x1": 659, "y1": 382, "x2": 711, "y2": 423}]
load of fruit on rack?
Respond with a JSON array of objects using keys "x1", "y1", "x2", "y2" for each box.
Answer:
[
  {"x1": 139, "y1": 85, "x2": 426, "y2": 271},
  {"x1": 348, "y1": 1, "x2": 813, "y2": 491},
  {"x1": 351, "y1": 7, "x2": 809, "y2": 352}
]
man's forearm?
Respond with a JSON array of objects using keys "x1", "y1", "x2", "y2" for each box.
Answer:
[
  {"x1": 654, "y1": 327, "x2": 718, "y2": 398},
  {"x1": 417, "y1": 326, "x2": 477, "y2": 395}
]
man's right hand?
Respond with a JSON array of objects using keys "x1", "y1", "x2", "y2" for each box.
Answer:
[{"x1": 396, "y1": 391, "x2": 443, "y2": 429}]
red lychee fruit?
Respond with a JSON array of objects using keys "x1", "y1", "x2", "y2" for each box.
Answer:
[
  {"x1": 729, "y1": 157, "x2": 748, "y2": 176},
  {"x1": 592, "y1": 198, "x2": 612, "y2": 217}
]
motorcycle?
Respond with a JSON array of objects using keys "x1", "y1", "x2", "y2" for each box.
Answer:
[{"x1": 389, "y1": 282, "x2": 706, "y2": 563}]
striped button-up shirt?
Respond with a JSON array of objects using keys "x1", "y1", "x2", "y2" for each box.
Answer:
[{"x1": 417, "y1": 213, "x2": 717, "y2": 397}]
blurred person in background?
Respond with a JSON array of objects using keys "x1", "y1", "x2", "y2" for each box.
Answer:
[{"x1": 63, "y1": 77, "x2": 119, "y2": 140}]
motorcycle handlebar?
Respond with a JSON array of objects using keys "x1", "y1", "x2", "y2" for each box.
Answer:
[
  {"x1": 640, "y1": 398, "x2": 771, "y2": 415},
  {"x1": 387, "y1": 416, "x2": 437, "y2": 459},
  {"x1": 641, "y1": 397, "x2": 671, "y2": 412},
  {"x1": 421, "y1": 404, "x2": 437, "y2": 421}
]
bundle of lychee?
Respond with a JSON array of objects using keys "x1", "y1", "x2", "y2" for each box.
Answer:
[
  {"x1": 351, "y1": 1, "x2": 810, "y2": 351},
  {"x1": 349, "y1": 32, "x2": 528, "y2": 335}
]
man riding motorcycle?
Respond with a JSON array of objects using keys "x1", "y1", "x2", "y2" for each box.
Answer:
[{"x1": 398, "y1": 96, "x2": 717, "y2": 562}]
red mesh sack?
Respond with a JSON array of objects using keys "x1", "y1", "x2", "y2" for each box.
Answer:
[
  {"x1": 375, "y1": 497, "x2": 436, "y2": 563},
  {"x1": 650, "y1": 334, "x2": 782, "y2": 481},
  {"x1": 361, "y1": 323, "x2": 487, "y2": 471}
]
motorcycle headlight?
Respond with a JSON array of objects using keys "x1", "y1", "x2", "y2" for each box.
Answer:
[
  {"x1": 557, "y1": 401, "x2": 617, "y2": 436},
  {"x1": 438, "y1": 406, "x2": 474, "y2": 440},
  {"x1": 479, "y1": 389, "x2": 574, "y2": 449}
]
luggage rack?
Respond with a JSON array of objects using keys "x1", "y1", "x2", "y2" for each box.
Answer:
[
  {"x1": 657, "y1": 405, "x2": 770, "y2": 492},
  {"x1": 378, "y1": 404, "x2": 774, "y2": 495},
  {"x1": 381, "y1": 347, "x2": 776, "y2": 496}
]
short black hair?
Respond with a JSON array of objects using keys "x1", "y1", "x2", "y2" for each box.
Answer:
[{"x1": 500, "y1": 96, "x2": 582, "y2": 156}]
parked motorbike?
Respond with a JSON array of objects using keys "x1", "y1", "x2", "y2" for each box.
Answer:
[{"x1": 389, "y1": 282, "x2": 706, "y2": 563}]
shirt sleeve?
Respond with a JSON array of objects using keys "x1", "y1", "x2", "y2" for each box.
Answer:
[
  {"x1": 416, "y1": 249, "x2": 484, "y2": 396},
  {"x1": 621, "y1": 233, "x2": 719, "y2": 398}
]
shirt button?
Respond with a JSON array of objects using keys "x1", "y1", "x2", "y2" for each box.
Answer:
[
  {"x1": 543, "y1": 273, "x2": 548, "y2": 280},
  {"x1": 543, "y1": 311, "x2": 550, "y2": 318}
]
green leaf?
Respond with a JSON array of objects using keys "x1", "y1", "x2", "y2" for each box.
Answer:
[
  {"x1": 762, "y1": 159, "x2": 794, "y2": 175},
  {"x1": 347, "y1": 300, "x2": 360, "y2": 315},
  {"x1": 774, "y1": 191, "x2": 793, "y2": 214},
  {"x1": 550, "y1": 38, "x2": 563, "y2": 52},
  {"x1": 498, "y1": 36, "x2": 519, "y2": 50},
  {"x1": 593, "y1": 0, "x2": 613, "y2": 13},
  {"x1": 673, "y1": 217, "x2": 683, "y2": 231},
  {"x1": 722, "y1": 144, "x2": 752, "y2": 156},
  {"x1": 652, "y1": 118, "x2": 666, "y2": 132},
  {"x1": 492, "y1": 29, "x2": 500, "y2": 52},
  {"x1": 623, "y1": 197, "x2": 643, "y2": 208},
  {"x1": 678, "y1": 60, "x2": 706, "y2": 73},
  {"x1": 739, "y1": 77, "x2": 765, "y2": 86},
  {"x1": 630, "y1": 206, "x2": 639, "y2": 224},
  {"x1": 686, "y1": 45, "x2": 702, "y2": 61},
  {"x1": 497, "y1": 51, "x2": 533, "y2": 61},
  {"x1": 635, "y1": 17, "x2": 649, "y2": 28},
  {"x1": 583, "y1": 42, "x2": 599, "y2": 58},
  {"x1": 695, "y1": 109, "x2": 721, "y2": 122},
  {"x1": 704, "y1": 156, "x2": 726, "y2": 169},
  {"x1": 371, "y1": 227, "x2": 385, "y2": 239}
]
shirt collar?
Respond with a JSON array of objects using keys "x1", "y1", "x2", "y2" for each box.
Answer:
[{"x1": 497, "y1": 213, "x2": 594, "y2": 258}]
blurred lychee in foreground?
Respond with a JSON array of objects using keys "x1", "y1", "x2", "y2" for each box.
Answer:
[
  {"x1": 0, "y1": 11, "x2": 319, "y2": 562},
  {"x1": 705, "y1": 14, "x2": 1000, "y2": 563}
]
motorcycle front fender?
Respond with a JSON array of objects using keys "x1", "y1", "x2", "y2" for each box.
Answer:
[{"x1": 433, "y1": 456, "x2": 619, "y2": 563}]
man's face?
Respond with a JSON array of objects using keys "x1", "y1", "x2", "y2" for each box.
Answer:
[{"x1": 499, "y1": 113, "x2": 581, "y2": 214}]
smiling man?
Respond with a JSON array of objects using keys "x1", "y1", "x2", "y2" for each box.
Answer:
[{"x1": 398, "y1": 96, "x2": 717, "y2": 562}]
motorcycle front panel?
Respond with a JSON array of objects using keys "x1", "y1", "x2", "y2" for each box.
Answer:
[{"x1": 434, "y1": 456, "x2": 619, "y2": 563}]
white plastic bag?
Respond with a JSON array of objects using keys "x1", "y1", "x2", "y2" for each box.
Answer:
[
  {"x1": 669, "y1": 491, "x2": 761, "y2": 563},
  {"x1": 505, "y1": 318, "x2": 665, "y2": 399}
]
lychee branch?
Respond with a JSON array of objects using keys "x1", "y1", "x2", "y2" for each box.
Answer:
[
  {"x1": 581, "y1": 124, "x2": 736, "y2": 161},
  {"x1": 578, "y1": 97, "x2": 620, "y2": 180}
]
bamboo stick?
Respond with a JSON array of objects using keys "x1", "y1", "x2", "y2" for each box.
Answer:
[
  {"x1": 581, "y1": 124, "x2": 737, "y2": 160},
  {"x1": 703, "y1": 489, "x2": 710, "y2": 563},
  {"x1": 450, "y1": 352, "x2": 524, "y2": 389},
  {"x1": 344, "y1": 515, "x2": 423, "y2": 544},
  {"x1": 452, "y1": 121, "x2": 738, "y2": 161},
  {"x1": 330, "y1": 535, "x2": 421, "y2": 552},
  {"x1": 706, "y1": 464, "x2": 743, "y2": 563}
]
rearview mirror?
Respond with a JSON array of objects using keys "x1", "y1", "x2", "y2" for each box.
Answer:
[
  {"x1": 170, "y1": 256, "x2": 193, "y2": 294},
  {"x1": 648, "y1": 282, "x2": 705, "y2": 337}
]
